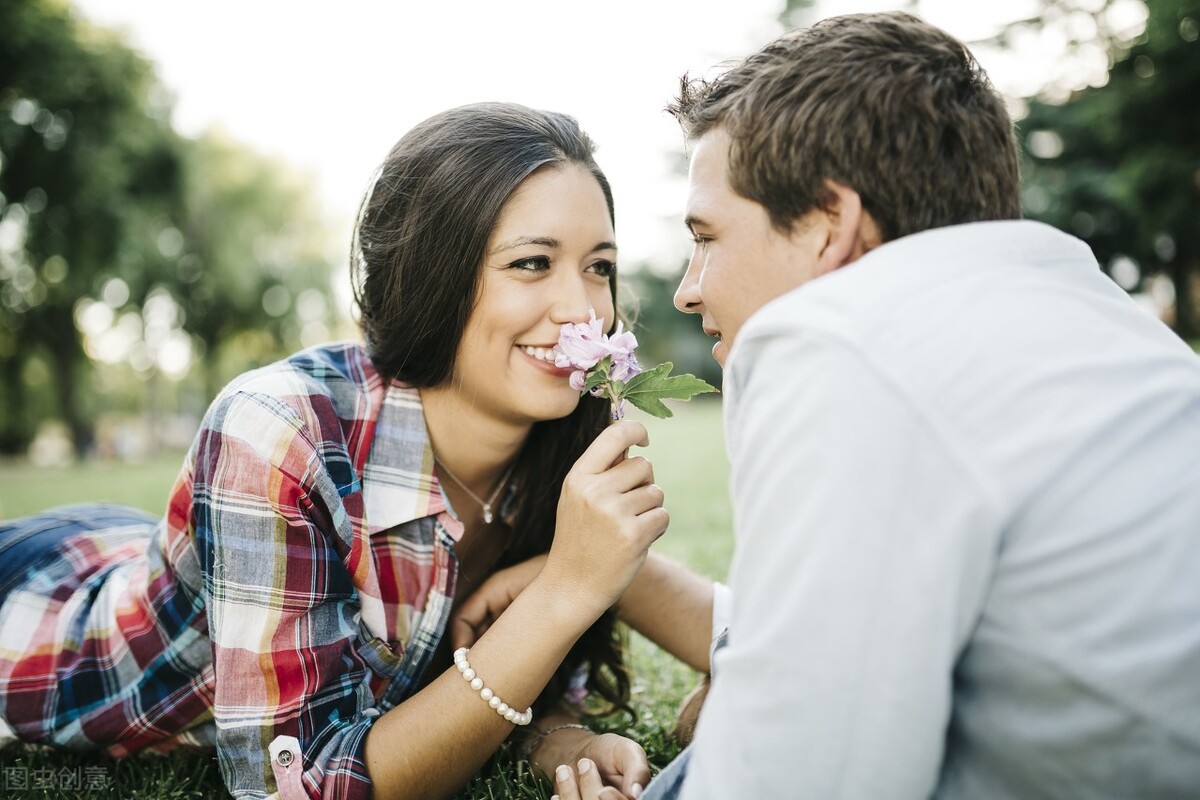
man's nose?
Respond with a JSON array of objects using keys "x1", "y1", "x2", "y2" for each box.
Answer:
[{"x1": 674, "y1": 253, "x2": 703, "y2": 315}]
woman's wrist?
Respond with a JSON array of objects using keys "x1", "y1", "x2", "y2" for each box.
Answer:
[{"x1": 527, "y1": 568, "x2": 614, "y2": 630}]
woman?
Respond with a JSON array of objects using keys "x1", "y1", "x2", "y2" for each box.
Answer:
[{"x1": 0, "y1": 103, "x2": 672, "y2": 799}]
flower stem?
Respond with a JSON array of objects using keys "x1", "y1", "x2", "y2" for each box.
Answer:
[{"x1": 606, "y1": 382, "x2": 623, "y2": 420}]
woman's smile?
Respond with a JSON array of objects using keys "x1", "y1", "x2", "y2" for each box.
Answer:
[{"x1": 517, "y1": 344, "x2": 574, "y2": 377}]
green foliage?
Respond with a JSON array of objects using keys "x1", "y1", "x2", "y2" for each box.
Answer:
[
  {"x1": 0, "y1": 0, "x2": 338, "y2": 457},
  {"x1": 1020, "y1": 0, "x2": 1200, "y2": 339},
  {"x1": 580, "y1": 355, "x2": 716, "y2": 420},
  {"x1": 620, "y1": 363, "x2": 717, "y2": 419},
  {"x1": 176, "y1": 131, "x2": 336, "y2": 398},
  {"x1": 0, "y1": 0, "x2": 184, "y2": 454}
]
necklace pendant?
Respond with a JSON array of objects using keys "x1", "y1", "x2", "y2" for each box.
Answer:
[{"x1": 482, "y1": 505, "x2": 494, "y2": 524}]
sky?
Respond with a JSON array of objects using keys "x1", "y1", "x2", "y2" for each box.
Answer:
[{"x1": 68, "y1": 0, "x2": 1138, "y2": 282}]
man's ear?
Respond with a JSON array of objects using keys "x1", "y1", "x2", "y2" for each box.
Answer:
[{"x1": 815, "y1": 180, "x2": 880, "y2": 276}]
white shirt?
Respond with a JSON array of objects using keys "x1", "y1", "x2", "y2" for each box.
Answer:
[{"x1": 683, "y1": 221, "x2": 1200, "y2": 799}]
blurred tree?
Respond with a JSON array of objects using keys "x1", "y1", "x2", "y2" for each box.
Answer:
[
  {"x1": 778, "y1": 0, "x2": 822, "y2": 29},
  {"x1": 0, "y1": 0, "x2": 338, "y2": 458},
  {"x1": 0, "y1": 0, "x2": 184, "y2": 456},
  {"x1": 1018, "y1": 0, "x2": 1200, "y2": 341},
  {"x1": 175, "y1": 131, "x2": 336, "y2": 400}
]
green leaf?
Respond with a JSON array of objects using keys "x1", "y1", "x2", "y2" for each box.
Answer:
[
  {"x1": 582, "y1": 361, "x2": 609, "y2": 394},
  {"x1": 618, "y1": 362, "x2": 717, "y2": 418}
]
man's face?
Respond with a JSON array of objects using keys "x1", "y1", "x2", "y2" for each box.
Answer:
[{"x1": 674, "y1": 128, "x2": 828, "y2": 367}]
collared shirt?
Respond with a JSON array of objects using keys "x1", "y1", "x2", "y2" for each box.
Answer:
[
  {"x1": 0, "y1": 343, "x2": 468, "y2": 800},
  {"x1": 682, "y1": 221, "x2": 1200, "y2": 799}
]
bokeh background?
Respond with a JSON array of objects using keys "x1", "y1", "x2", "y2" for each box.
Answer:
[
  {"x1": 1, "y1": 2, "x2": 1197, "y2": 796},
  {"x1": 1, "y1": 0, "x2": 1197, "y2": 479}
]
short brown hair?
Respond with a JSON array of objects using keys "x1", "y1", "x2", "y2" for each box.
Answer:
[{"x1": 668, "y1": 12, "x2": 1021, "y2": 241}]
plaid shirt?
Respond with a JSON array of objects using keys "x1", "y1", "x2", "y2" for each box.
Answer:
[{"x1": 0, "y1": 343, "x2": 469, "y2": 799}]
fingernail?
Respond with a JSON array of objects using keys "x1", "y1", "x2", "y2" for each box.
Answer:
[
  {"x1": 577, "y1": 757, "x2": 591, "y2": 774},
  {"x1": 556, "y1": 764, "x2": 571, "y2": 782},
  {"x1": 632, "y1": 783, "x2": 644, "y2": 798}
]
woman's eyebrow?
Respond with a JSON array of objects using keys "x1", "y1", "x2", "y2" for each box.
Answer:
[
  {"x1": 489, "y1": 237, "x2": 617, "y2": 255},
  {"x1": 490, "y1": 235, "x2": 560, "y2": 254}
]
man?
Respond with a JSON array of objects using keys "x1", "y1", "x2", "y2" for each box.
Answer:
[{"x1": 551, "y1": 10, "x2": 1200, "y2": 800}]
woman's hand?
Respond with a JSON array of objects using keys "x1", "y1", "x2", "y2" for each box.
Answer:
[
  {"x1": 540, "y1": 420, "x2": 669, "y2": 617},
  {"x1": 451, "y1": 554, "x2": 547, "y2": 649}
]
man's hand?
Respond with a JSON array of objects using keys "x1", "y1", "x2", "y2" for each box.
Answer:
[
  {"x1": 552, "y1": 756, "x2": 639, "y2": 800},
  {"x1": 574, "y1": 733, "x2": 649, "y2": 799},
  {"x1": 533, "y1": 727, "x2": 648, "y2": 800}
]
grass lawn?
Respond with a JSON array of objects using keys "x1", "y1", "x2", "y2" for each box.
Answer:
[{"x1": 0, "y1": 399, "x2": 733, "y2": 799}]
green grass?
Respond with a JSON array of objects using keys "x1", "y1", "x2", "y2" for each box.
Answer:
[
  {"x1": 0, "y1": 451, "x2": 188, "y2": 520},
  {"x1": 0, "y1": 399, "x2": 733, "y2": 799}
]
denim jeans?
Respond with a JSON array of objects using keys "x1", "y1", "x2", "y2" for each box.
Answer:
[
  {"x1": 0, "y1": 503, "x2": 157, "y2": 607},
  {"x1": 641, "y1": 744, "x2": 693, "y2": 800}
]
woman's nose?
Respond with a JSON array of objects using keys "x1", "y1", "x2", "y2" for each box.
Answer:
[{"x1": 550, "y1": 271, "x2": 604, "y2": 325}]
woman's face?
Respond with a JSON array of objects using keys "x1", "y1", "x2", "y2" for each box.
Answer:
[{"x1": 452, "y1": 164, "x2": 617, "y2": 425}]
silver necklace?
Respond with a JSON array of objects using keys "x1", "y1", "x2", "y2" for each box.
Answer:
[{"x1": 433, "y1": 457, "x2": 514, "y2": 524}]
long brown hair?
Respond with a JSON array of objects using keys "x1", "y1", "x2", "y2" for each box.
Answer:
[{"x1": 351, "y1": 102, "x2": 629, "y2": 715}]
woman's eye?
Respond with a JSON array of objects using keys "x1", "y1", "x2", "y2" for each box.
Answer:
[
  {"x1": 509, "y1": 256, "x2": 551, "y2": 272},
  {"x1": 691, "y1": 234, "x2": 710, "y2": 246},
  {"x1": 587, "y1": 260, "x2": 617, "y2": 279}
]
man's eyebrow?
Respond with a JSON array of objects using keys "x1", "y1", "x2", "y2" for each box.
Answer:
[
  {"x1": 683, "y1": 215, "x2": 708, "y2": 233},
  {"x1": 490, "y1": 237, "x2": 618, "y2": 255}
]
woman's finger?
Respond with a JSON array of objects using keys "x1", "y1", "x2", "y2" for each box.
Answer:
[
  {"x1": 571, "y1": 421, "x2": 648, "y2": 475},
  {"x1": 450, "y1": 595, "x2": 492, "y2": 650},
  {"x1": 598, "y1": 455, "x2": 655, "y2": 493},
  {"x1": 619, "y1": 483, "x2": 665, "y2": 516}
]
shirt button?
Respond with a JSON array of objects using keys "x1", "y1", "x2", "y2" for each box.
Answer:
[{"x1": 276, "y1": 749, "x2": 294, "y2": 767}]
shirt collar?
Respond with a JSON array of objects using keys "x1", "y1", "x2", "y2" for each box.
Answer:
[{"x1": 361, "y1": 380, "x2": 458, "y2": 539}]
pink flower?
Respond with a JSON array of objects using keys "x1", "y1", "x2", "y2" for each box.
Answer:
[
  {"x1": 554, "y1": 310, "x2": 610, "y2": 371},
  {"x1": 606, "y1": 320, "x2": 637, "y2": 357},
  {"x1": 606, "y1": 321, "x2": 642, "y2": 382},
  {"x1": 610, "y1": 353, "x2": 641, "y2": 383},
  {"x1": 555, "y1": 309, "x2": 646, "y2": 420}
]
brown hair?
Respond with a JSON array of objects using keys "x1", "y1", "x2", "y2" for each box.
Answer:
[
  {"x1": 350, "y1": 102, "x2": 629, "y2": 715},
  {"x1": 668, "y1": 11, "x2": 1021, "y2": 241}
]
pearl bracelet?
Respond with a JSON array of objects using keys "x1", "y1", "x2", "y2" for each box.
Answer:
[{"x1": 453, "y1": 647, "x2": 533, "y2": 726}]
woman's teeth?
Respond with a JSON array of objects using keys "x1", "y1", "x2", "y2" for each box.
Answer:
[{"x1": 520, "y1": 345, "x2": 557, "y2": 363}]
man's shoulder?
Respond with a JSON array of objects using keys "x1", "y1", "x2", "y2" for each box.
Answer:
[{"x1": 738, "y1": 219, "x2": 1095, "y2": 352}]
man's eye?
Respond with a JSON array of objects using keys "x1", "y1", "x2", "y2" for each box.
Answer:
[
  {"x1": 588, "y1": 260, "x2": 617, "y2": 278},
  {"x1": 691, "y1": 234, "x2": 710, "y2": 246},
  {"x1": 509, "y1": 256, "x2": 551, "y2": 272}
]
